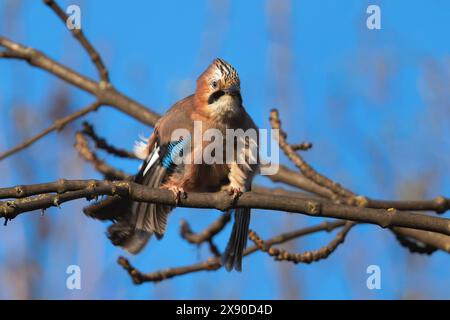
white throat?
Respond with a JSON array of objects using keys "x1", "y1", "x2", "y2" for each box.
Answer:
[{"x1": 209, "y1": 95, "x2": 241, "y2": 120}]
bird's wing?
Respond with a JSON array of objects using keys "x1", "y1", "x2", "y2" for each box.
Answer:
[
  {"x1": 132, "y1": 95, "x2": 196, "y2": 238},
  {"x1": 156, "y1": 94, "x2": 196, "y2": 143}
]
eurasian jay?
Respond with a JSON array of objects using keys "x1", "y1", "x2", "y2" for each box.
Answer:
[{"x1": 86, "y1": 58, "x2": 259, "y2": 271}]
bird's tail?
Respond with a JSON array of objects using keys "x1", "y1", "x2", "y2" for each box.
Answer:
[
  {"x1": 132, "y1": 145, "x2": 173, "y2": 239},
  {"x1": 83, "y1": 145, "x2": 172, "y2": 254},
  {"x1": 221, "y1": 207, "x2": 251, "y2": 272},
  {"x1": 83, "y1": 194, "x2": 153, "y2": 254},
  {"x1": 107, "y1": 219, "x2": 152, "y2": 254}
]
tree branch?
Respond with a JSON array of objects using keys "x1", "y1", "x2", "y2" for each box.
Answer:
[
  {"x1": 270, "y1": 109, "x2": 355, "y2": 201},
  {"x1": 392, "y1": 227, "x2": 450, "y2": 253},
  {"x1": 0, "y1": 101, "x2": 101, "y2": 161},
  {"x1": 249, "y1": 221, "x2": 355, "y2": 263},
  {"x1": 74, "y1": 131, "x2": 130, "y2": 180},
  {"x1": 361, "y1": 197, "x2": 450, "y2": 215},
  {"x1": 118, "y1": 220, "x2": 347, "y2": 283},
  {"x1": 0, "y1": 36, "x2": 160, "y2": 128},
  {"x1": 43, "y1": 0, "x2": 110, "y2": 83},
  {"x1": 0, "y1": 180, "x2": 449, "y2": 237},
  {"x1": 266, "y1": 164, "x2": 336, "y2": 199},
  {"x1": 180, "y1": 212, "x2": 231, "y2": 244},
  {"x1": 0, "y1": 1, "x2": 448, "y2": 285},
  {"x1": 291, "y1": 142, "x2": 313, "y2": 151},
  {"x1": 80, "y1": 122, "x2": 138, "y2": 159}
]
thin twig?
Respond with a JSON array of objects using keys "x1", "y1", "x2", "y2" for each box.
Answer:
[
  {"x1": 269, "y1": 109, "x2": 448, "y2": 256},
  {"x1": 0, "y1": 101, "x2": 101, "y2": 161},
  {"x1": 207, "y1": 240, "x2": 222, "y2": 257},
  {"x1": 291, "y1": 142, "x2": 313, "y2": 151},
  {"x1": 74, "y1": 131, "x2": 130, "y2": 180},
  {"x1": 43, "y1": 0, "x2": 110, "y2": 83},
  {"x1": 270, "y1": 109, "x2": 355, "y2": 202},
  {"x1": 81, "y1": 122, "x2": 138, "y2": 159},
  {"x1": 266, "y1": 164, "x2": 336, "y2": 199},
  {"x1": 0, "y1": 36, "x2": 160, "y2": 127},
  {"x1": 180, "y1": 212, "x2": 231, "y2": 244},
  {"x1": 118, "y1": 220, "x2": 347, "y2": 284},
  {"x1": 249, "y1": 221, "x2": 355, "y2": 263}
]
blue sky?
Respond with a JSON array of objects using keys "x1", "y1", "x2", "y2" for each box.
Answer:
[{"x1": 0, "y1": 0, "x2": 449, "y2": 299}]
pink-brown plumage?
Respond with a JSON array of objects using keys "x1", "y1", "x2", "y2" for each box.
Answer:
[{"x1": 88, "y1": 58, "x2": 259, "y2": 271}]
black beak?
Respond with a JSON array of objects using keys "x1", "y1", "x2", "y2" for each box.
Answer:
[{"x1": 222, "y1": 88, "x2": 240, "y2": 96}]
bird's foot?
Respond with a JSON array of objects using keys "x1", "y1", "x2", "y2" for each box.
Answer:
[
  {"x1": 167, "y1": 185, "x2": 186, "y2": 205},
  {"x1": 228, "y1": 186, "x2": 244, "y2": 201}
]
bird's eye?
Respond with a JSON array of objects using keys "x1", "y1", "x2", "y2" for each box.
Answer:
[{"x1": 211, "y1": 81, "x2": 218, "y2": 89}]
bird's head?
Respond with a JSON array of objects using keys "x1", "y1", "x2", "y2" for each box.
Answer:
[{"x1": 195, "y1": 58, "x2": 243, "y2": 120}]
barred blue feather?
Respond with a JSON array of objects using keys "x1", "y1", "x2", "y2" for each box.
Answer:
[{"x1": 162, "y1": 139, "x2": 187, "y2": 169}]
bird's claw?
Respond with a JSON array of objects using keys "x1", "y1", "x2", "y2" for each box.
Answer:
[
  {"x1": 168, "y1": 186, "x2": 186, "y2": 205},
  {"x1": 228, "y1": 186, "x2": 243, "y2": 200}
]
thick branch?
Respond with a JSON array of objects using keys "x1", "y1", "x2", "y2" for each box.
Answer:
[
  {"x1": 269, "y1": 110, "x2": 450, "y2": 215},
  {"x1": 0, "y1": 36, "x2": 160, "y2": 126},
  {"x1": 1, "y1": 180, "x2": 449, "y2": 237},
  {"x1": 361, "y1": 197, "x2": 450, "y2": 215}
]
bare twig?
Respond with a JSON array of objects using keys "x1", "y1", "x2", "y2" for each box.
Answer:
[
  {"x1": 0, "y1": 36, "x2": 160, "y2": 127},
  {"x1": 360, "y1": 196, "x2": 450, "y2": 215},
  {"x1": 249, "y1": 221, "x2": 355, "y2": 263},
  {"x1": 270, "y1": 109, "x2": 355, "y2": 201},
  {"x1": 269, "y1": 110, "x2": 450, "y2": 216},
  {"x1": 0, "y1": 50, "x2": 17, "y2": 58},
  {"x1": 74, "y1": 131, "x2": 130, "y2": 180},
  {"x1": 266, "y1": 164, "x2": 336, "y2": 199},
  {"x1": 254, "y1": 186, "x2": 450, "y2": 216},
  {"x1": 0, "y1": 101, "x2": 101, "y2": 161},
  {"x1": 118, "y1": 220, "x2": 347, "y2": 283},
  {"x1": 268, "y1": 109, "x2": 450, "y2": 253},
  {"x1": 43, "y1": 0, "x2": 110, "y2": 83},
  {"x1": 118, "y1": 256, "x2": 221, "y2": 284},
  {"x1": 81, "y1": 122, "x2": 138, "y2": 159},
  {"x1": 207, "y1": 240, "x2": 222, "y2": 257},
  {"x1": 291, "y1": 142, "x2": 313, "y2": 151},
  {"x1": 180, "y1": 212, "x2": 231, "y2": 244},
  {"x1": 0, "y1": 1, "x2": 448, "y2": 285}
]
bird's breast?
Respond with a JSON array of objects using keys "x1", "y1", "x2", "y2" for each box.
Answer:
[{"x1": 207, "y1": 95, "x2": 242, "y2": 121}]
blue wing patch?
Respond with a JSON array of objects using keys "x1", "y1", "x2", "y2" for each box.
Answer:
[{"x1": 161, "y1": 138, "x2": 189, "y2": 169}]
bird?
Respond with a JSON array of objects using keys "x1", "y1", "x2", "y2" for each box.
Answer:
[{"x1": 84, "y1": 58, "x2": 259, "y2": 271}]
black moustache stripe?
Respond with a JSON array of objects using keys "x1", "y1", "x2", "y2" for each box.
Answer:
[
  {"x1": 207, "y1": 90, "x2": 243, "y2": 105},
  {"x1": 208, "y1": 90, "x2": 225, "y2": 104}
]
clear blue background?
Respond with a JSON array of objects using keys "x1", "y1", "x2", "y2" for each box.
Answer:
[{"x1": 0, "y1": 0, "x2": 449, "y2": 299}]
